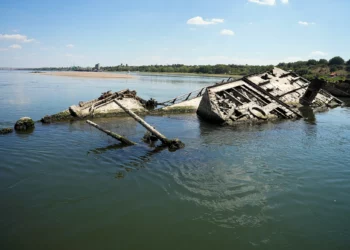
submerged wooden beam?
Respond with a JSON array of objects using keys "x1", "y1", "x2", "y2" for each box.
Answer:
[
  {"x1": 86, "y1": 120, "x2": 136, "y2": 146},
  {"x1": 113, "y1": 100, "x2": 185, "y2": 151}
]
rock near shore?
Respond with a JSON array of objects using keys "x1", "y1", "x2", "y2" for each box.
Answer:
[
  {"x1": 14, "y1": 117, "x2": 35, "y2": 131},
  {"x1": 0, "y1": 128, "x2": 13, "y2": 134}
]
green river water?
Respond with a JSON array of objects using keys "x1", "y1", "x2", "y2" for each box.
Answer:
[{"x1": 1, "y1": 71, "x2": 350, "y2": 249}]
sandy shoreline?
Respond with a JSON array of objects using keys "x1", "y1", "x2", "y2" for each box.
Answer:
[{"x1": 37, "y1": 71, "x2": 134, "y2": 79}]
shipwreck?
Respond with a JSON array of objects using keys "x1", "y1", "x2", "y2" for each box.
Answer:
[
  {"x1": 41, "y1": 67, "x2": 343, "y2": 126},
  {"x1": 33, "y1": 67, "x2": 346, "y2": 151},
  {"x1": 197, "y1": 67, "x2": 343, "y2": 125}
]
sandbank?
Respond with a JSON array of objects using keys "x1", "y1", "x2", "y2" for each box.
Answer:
[{"x1": 38, "y1": 71, "x2": 134, "y2": 79}]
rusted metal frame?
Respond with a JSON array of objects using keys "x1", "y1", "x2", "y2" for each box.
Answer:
[
  {"x1": 229, "y1": 87, "x2": 251, "y2": 102},
  {"x1": 277, "y1": 85, "x2": 308, "y2": 98},
  {"x1": 93, "y1": 98, "x2": 116, "y2": 110},
  {"x1": 82, "y1": 93, "x2": 118, "y2": 111},
  {"x1": 240, "y1": 85, "x2": 287, "y2": 118},
  {"x1": 259, "y1": 80, "x2": 271, "y2": 85},
  {"x1": 279, "y1": 72, "x2": 292, "y2": 78},
  {"x1": 196, "y1": 87, "x2": 205, "y2": 97},
  {"x1": 214, "y1": 94, "x2": 229, "y2": 118},
  {"x1": 222, "y1": 91, "x2": 244, "y2": 105},
  {"x1": 160, "y1": 88, "x2": 206, "y2": 106},
  {"x1": 243, "y1": 77, "x2": 302, "y2": 118},
  {"x1": 319, "y1": 89, "x2": 344, "y2": 104},
  {"x1": 80, "y1": 89, "x2": 128, "y2": 108},
  {"x1": 240, "y1": 85, "x2": 269, "y2": 104}
]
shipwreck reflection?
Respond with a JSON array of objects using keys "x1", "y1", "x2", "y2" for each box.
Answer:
[
  {"x1": 115, "y1": 145, "x2": 168, "y2": 179},
  {"x1": 87, "y1": 143, "x2": 132, "y2": 155},
  {"x1": 299, "y1": 106, "x2": 316, "y2": 125}
]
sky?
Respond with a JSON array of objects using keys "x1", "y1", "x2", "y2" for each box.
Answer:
[{"x1": 0, "y1": 0, "x2": 349, "y2": 67}]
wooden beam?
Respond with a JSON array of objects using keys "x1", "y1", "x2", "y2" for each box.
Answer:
[
  {"x1": 86, "y1": 120, "x2": 136, "y2": 145},
  {"x1": 113, "y1": 99, "x2": 185, "y2": 151}
]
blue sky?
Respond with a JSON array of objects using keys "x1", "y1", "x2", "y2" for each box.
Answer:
[{"x1": 0, "y1": 0, "x2": 349, "y2": 67}]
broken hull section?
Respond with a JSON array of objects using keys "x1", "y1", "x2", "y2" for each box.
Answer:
[
  {"x1": 41, "y1": 89, "x2": 148, "y2": 123},
  {"x1": 197, "y1": 67, "x2": 343, "y2": 125},
  {"x1": 197, "y1": 80, "x2": 299, "y2": 125}
]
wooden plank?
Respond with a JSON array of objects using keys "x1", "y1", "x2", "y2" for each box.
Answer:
[
  {"x1": 114, "y1": 99, "x2": 185, "y2": 151},
  {"x1": 86, "y1": 120, "x2": 136, "y2": 145}
]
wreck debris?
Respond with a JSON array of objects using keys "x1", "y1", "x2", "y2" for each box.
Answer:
[
  {"x1": 86, "y1": 120, "x2": 136, "y2": 146},
  {"x1": 244, "y1": 68, "x2": 342, "y2": 108},
  {"x1": 197, "y1": 79, "x2": 298, "y2": 124},
  {"x1": 0, "y1": 128, "x2": 13, "y2": 134},
  {"x1": 300, "y1": 78, "x2": 326, "y2": 106},
  {"x1": 142, "y1": 131, "x2": 158, "y2": 143},
  {"x1": 14, "y1": 117, "x2": 35, "y2": 131},
  {"x1": 156, "y1": 87, "x2": 206, "y2": 113},
  {"x1": 41, "y1": 89, "x2": 148, "y2": 123},
  {"x1": 197, "y1": 67, "x2": 343, "y2": 125},
  {"x1": 324, "y1": 80, "x2": 350, "y2": 97},
  {"x1": 114, "y1": 99, "x2": 185, "y2": 151},
  {"x1": 40, "y1": 67, "x2": 343, "y2": 129},
  {"x1": 69, "y1": 89, "x2": 146, "y2": 118}
]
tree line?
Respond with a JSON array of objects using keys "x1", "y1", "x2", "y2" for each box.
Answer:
[
  {"x1": 24, "y1": 56, "x2": 350, "y2": 80},
  {"x1": 102, "y1": 64, "x2": 273, "y2": 76}
]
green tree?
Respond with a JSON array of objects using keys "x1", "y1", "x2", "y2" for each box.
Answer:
[
  {"x1": 328, "y1": 56, "x2": 345, "y2": 66},
  {"x1": 318, "y1": 59, "x2": 328, "y2": 65},
  {"x1": 346, "y1": 59, "x2": 350, "y2": 65},
  {"x1": 307, "y1": 59, "x2": 317, "y2": 66}
]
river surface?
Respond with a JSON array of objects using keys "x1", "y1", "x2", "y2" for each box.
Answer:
[{"x1": 1, "y1": 71, "x2": 350, "y2": 250}]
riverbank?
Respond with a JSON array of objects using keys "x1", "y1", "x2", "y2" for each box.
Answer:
[
  {"x1": 130, "y1": 71, "x2": 242, "y2": 78},
  {"x1": 36, "y1": 71, "x2": 134, "y2": 79}
]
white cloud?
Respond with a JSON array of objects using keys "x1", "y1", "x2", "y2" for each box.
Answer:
[
  {"x1": 187, "y1": 16, "x2": 224, "y2": 25},
  {"x1": 310, "y1": 51, "x2": 327, "y2": 57},
  {"x1": 65, "y1": 53, "x2": 73, "y2": 57},
  {"x1": 298, "y1": 21, "x2": 316, "y2": 26},
  {"x1": 9, "y1": 44, "x2": 22, "y2": 49},
  {"x1": 211, "y1": 18, "x2": 224, "y2": 24},
  {"x1": 66, "y1": 44, "x2": 74, "y2": 48},
  {"x1": 0, "y1": 48, "x2": 8, "y2": 51},
  {"x1": 281, "y1": 0, "x2": 288, "y2": 4},
  {"x1": 0, "y1": 34, "x2": 35, "y2": 43},
  {"x1": 220, "y1": 29, "x2": 235, "y2": 36},
  {"x1": 248, "y1": 0, "x2": 276, "y2": 6}
]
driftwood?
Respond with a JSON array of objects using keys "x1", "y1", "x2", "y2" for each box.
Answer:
[
  {"x1": 113, "y1": 100, "x2": 185, "y2": 151},
  {"x1": 86, "y1": 120, "x2": 136, "y2": 146}
]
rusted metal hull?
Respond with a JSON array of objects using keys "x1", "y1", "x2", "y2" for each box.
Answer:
[{"x1": 197, "y1": 67, "x2": 343, "y2": 125}]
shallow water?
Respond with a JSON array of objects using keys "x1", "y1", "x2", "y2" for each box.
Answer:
[{"x1": 1, "y1": 71, "x2": 350, "y2": 250}]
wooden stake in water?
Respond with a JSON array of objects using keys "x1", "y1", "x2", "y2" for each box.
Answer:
[
  {"x1": 86, "y1": 120, "x2": 136, "y2": 146},
  {"x1": 113, "y1": 99, "x2": 185, "y2": 151}
]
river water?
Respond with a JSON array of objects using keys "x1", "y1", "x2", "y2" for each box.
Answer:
[{"x1": 1, "y1": 71, "x2": 350, "y2": 250}]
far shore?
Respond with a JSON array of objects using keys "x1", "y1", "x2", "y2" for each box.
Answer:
[
  {"x1": 137, "y1": 71, "x2": 243, "y2": 78},
  {"x1": 36, "y1": 71, "x2": 134, "y2": 79}
]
